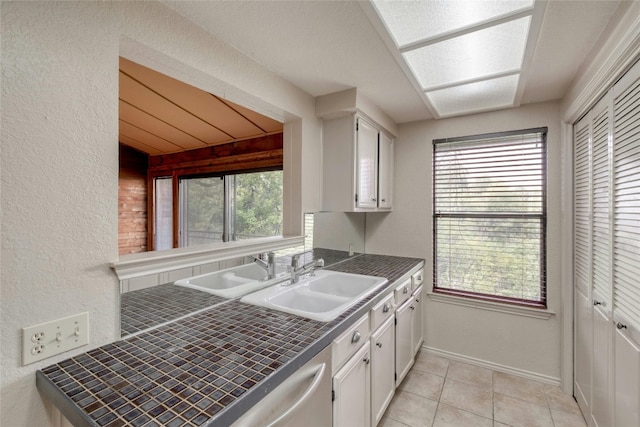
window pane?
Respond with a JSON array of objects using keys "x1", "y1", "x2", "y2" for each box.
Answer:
[
  {"x1": 230, "y1": 171, "x2": 283, "y2": 240},
  {"x1": 433, "y1": 129, "x2": 546, "y2": 305},
  {"x1": 181, "y1": 177, "x2": 224, "y2": 246},
  {"x1": 154, "y1": 177, "x2": 173, "y2": 250}
]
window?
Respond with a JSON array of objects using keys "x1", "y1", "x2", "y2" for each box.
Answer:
[
  {"x1": 154, "y1": 170, "x2": 283, "y2": 249},
  {"x1": 433, "y1": 128, "x2": 547, "y2": 307}
]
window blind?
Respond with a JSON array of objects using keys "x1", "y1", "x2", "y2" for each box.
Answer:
[
  {"x1": 613, "y1": 75, "x2": 640, "y2": 333},
  {"x1": 433, "y1": 128, "x2": 547, "y2": 306}
]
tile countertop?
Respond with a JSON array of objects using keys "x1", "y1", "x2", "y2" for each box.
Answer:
[{"x1": 37, "y1": 252, "x2": 424, "y2": 427}]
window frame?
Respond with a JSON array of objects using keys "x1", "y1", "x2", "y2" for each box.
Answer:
[{"x1": 432, "y1": 127, "x2": 548, "y2": 309}]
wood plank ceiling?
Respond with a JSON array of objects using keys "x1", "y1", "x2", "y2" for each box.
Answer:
[{"x1": 119, "y1": 57, "x2": 283, "y2": 155}]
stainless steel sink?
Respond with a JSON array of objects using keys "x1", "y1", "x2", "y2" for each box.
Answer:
[
  {"x1": 240, "y1": 270, "x2": 387, "y2": 321},
  {"x1": 173, "y1": 263, "x2": 288, "y2": 298}
]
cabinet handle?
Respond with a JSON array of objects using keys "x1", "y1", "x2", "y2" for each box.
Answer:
[
  {"x1": 376, "y1": 342, "x2": 382, "y2": 348},
  {"x1": 410, "y1": 306, "x2": 415, "y2": 310},
  {"x1": 415, "y1": 298, "x2": 420, "y2": 303},
  {"x1": 403, "y1": 286, "x2": 408, "y2": 294},
  {"x1": 593, "y1": 300, "x2": 603, "y2": 306},
  {"x1": 617, "y1": 322, "x2": 628, "y2": 330},
  {"x1": 381, "y1": 198, "x2": 386, "y2": 203},
  {"x1": 372, "y1": 198, "x2": 377, "y2": 202},
  {"x1": 351, "y1": 331, "x2": 361, "y2": 344},
  {"x1": 363, "y1": 357, "x2": 370, "y2": 365},
  {"x1": 382, "y1": 303, "x2": 390, "y2": 313}
]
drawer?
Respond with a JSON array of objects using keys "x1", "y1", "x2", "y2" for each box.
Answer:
[
  {"x1": 394, "y1": 278, "x2": 412, "y2": 306},
  {"x1": 332, "y1": 313, "x2": 370, "y2": 373},
  {"x1": 370, "y1": 292, "x2": 394, "y2": 332},
  {"x1": 411, "y1": 268, "x2": 425, "y2": 290}
]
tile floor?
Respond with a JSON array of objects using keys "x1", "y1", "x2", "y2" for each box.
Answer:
[{"x1": 379, "y1": 351, "x2": 587, "y2": 427}]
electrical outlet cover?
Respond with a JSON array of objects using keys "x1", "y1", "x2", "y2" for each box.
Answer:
[{"x1": 22, "y1": 312, "x2": 89, "y2": 365}]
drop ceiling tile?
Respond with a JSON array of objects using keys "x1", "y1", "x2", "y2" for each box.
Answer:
[
  {"x1": 403, "y1": 17, "x2": 530, "y2": 90},
  {"x1": 372, "y1": 0, "x2": 533, "y2": 47},
  {"x1": 427, "y1": 74, "x2": 519, "y2": 117}
]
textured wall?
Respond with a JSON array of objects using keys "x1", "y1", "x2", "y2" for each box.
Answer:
[
  {"x1": 0, "y1": 2, "x2": 319, "y2": 426},
  {"x1": 366, "y1": 101, "x2": 564, "y2": 380}
]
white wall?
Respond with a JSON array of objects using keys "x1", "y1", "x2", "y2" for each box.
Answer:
[
  {"x1": 366, "y1": 101, "x2": 564, "y2": 381},
  {"x1": 0, "y1": 2, "x2": 321, "y2": 426}
]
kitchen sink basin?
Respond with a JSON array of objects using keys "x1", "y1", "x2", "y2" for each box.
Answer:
[
  {"x1": 174, "y1": 263, "x2": 288, "y2": 299},
  {"x1": 240, "y1": 270, "x2": 387, "y2": 322}
]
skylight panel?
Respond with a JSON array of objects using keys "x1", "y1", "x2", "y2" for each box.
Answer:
[
  {"x1": 427, "y1": 74, "x2": 519, "y2": 117},
  {"x1": 372, "y1": 0, "x2": 534, "y2": 48},
  {"x1": 402, "y1": 17, "x2": 531, "y2": 90}
]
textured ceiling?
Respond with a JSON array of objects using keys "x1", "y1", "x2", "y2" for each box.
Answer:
[{"x1": 162, "y1": 0, "x2": 623, "y2": 124}]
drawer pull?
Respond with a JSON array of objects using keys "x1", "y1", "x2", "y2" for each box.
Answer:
[
  {"x1": 617, "y1": 322, "x2": 628, "y2": 330},
  {"x1": 382, "y1": 303, "x2": 390, "y2": 313},
  {"x1": 363, "y1": 357, "x2": 370, "y2": 365},
  {"x1": 351, "y1": 331, "x2": 361, "y2": 344},
  {"x1": 410, "y1": 306, "x2": 415, "y2": 310},
  {"x1": 403, "y1": 286, "x2": 408, "y2": 294}
]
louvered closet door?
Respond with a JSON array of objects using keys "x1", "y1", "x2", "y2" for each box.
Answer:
[
  {"x1": 574, "y1": 113, "x2": 593, "y2": 416},
  {"x1": 612, "y1": 59, "x2": 640, "y2": 427},
  {"x1": 590, "y1": 94, "x2": 614, "y2": 427}
]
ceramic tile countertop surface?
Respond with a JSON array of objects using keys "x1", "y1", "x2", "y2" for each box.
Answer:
[{"x1": 37, "y1": 250, "x2": 424, "y2": 427}]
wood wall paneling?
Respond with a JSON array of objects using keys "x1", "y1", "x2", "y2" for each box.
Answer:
[{"x1": 119, "y1": 145, "x2": 149, "y2": 254}]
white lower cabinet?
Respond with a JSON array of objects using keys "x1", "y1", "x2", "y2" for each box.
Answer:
[
  {"x1": 333, "y1": 342, "x2": 371, "y2": 427},
  {"x1": 411, "y1": 286, "x2": 424, "y2": 355},
  {"x1": 395, "y1": 297, "x2": 414, "y2": 387},
  {"x1": 371, "y1": 316, "x2": 395, "y2": 426}
]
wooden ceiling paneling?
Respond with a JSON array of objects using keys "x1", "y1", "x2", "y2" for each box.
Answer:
[{"x1": 118, "y1": 57, "x2": 283, "y2": 155}]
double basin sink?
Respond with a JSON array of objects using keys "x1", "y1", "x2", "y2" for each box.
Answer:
[{"x1": 174, "y1": 261, "x2": 387, "y2": 322}]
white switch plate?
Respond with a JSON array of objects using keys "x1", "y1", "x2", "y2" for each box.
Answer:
[{"x1": 22, "y1": 312, "x2": 89, "y2": 365}]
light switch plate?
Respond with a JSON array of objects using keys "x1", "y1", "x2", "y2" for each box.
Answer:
[{"x1": 22, "y1": 312, "x2": 89, "y2": 365}]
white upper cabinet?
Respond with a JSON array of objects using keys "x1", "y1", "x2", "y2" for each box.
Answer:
[{"x1": 322, "y1": 114, "x2": 394, "y2": 212}]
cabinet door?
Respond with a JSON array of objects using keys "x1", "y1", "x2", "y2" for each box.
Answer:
[
  {"x1": 411, "y1": 286, "x2": 424, "y2": 355},
  {"x1": 371, "y1": 317, "x2": 395, "y2": 426},
  {"x1": 356, "y1": 118, "x2": 379, "y2": 209},
  {"x1": 592, "y1": 306, "x2": 613, "y2": 427},
  {"x1": 395, "y1": 298, "x2": 414, "y2": 387},
  {"x1": 378, "y1": 133, "x2": 393, "y2": 209},
  {"x1": 333, "y1": 342, "x2": 370, "y2": 427}
]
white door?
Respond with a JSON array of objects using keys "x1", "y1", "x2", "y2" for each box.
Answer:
[
  {"x1": 378, "y1": 133, "x2": 393, "y2": 209},
  {"x1": 356, "y1": 118, "x2": 379, "y2": 209},
  {"x1": 333, "y1": 342, "x2": 370, "y2": 427},
  {"x1": 371, "y1": 316, "x2": 395, "y2": 426},
  {"x1": 395, "y1": 298, "x2": 414, "y2": 387},
  {"x1": 614, "y1": 326, "x2": 640, "y2": 427}
]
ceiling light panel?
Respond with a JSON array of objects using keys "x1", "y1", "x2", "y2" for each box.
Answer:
[
  {"x1": 403, "y1": 16, "x2": 531, "y2": 90},
  {"x1": 372, "y1": 0, "x2": 534, "y2": 48},
  {"x1": 427, "y1": 74, "x2": 519, "y2": 117}
]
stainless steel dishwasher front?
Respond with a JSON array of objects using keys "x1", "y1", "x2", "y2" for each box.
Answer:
[{"x1": 231, "y1": 345, "x2": 332, "y2": 427}]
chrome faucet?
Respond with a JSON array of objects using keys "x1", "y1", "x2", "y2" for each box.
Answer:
[
  {"x1": 290, "y1": 254, "x2": 324, "y2": 283},
  {"x1": 252, "y1": 251, "x2": 277, "y2": 280}
]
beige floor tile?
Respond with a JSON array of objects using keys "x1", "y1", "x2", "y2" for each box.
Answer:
[
  {"x1": 440, "y1": 378, "x2": 493, "y2": 419},
  {"x1": 550, "y1": 409, "x2": 587, "y2": 427},
  {"x1": 433, "y1": 403, "x2": 493, "y2": 427},
  {"x1": 494, "y1": 422, "x2": 511, "y2": 427},
  {"x1": 494, "y1": 393, "x2": 554, "y2": 427},
  {"x1": 447, "y1": 361, "x2": 494, "y2": 390},
  {"x1": 493, "y1": 371, "x2": 547, "y2": 407},
  {"x1": 378, "y1": 416, "x2": 411, "y2": 427},
  {"x1": 413, "y1": 352, "x2": 450, "y2": 377},
  {"x1": 385, "y1": 390, "x2": 438, "y2": 427},
  {"x1": 543, "y1": 384, "x2": 582, "y2": 415},
  {"x1": 399, "y1": 369, "x2": 445, "y2": 401}
]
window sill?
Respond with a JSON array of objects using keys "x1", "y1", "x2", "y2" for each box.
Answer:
[
  {"x1": 111, "y1": 236, "x2": 304, "y2": 280},
  {"x1": 427, "y1": 291, "x2": 555, "y2": 320}
]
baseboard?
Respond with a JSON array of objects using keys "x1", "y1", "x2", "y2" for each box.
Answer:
[{"x1": 422, "y1": 345, "x2": 562, "y2": 387}]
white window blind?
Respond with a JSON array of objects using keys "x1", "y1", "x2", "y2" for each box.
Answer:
[
  {"x1": 613, "y1": 73, "x2": 640, "y2": 333},
  {"x1": 433, "y1": 128, "x2": 547, "y2": 307}
]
